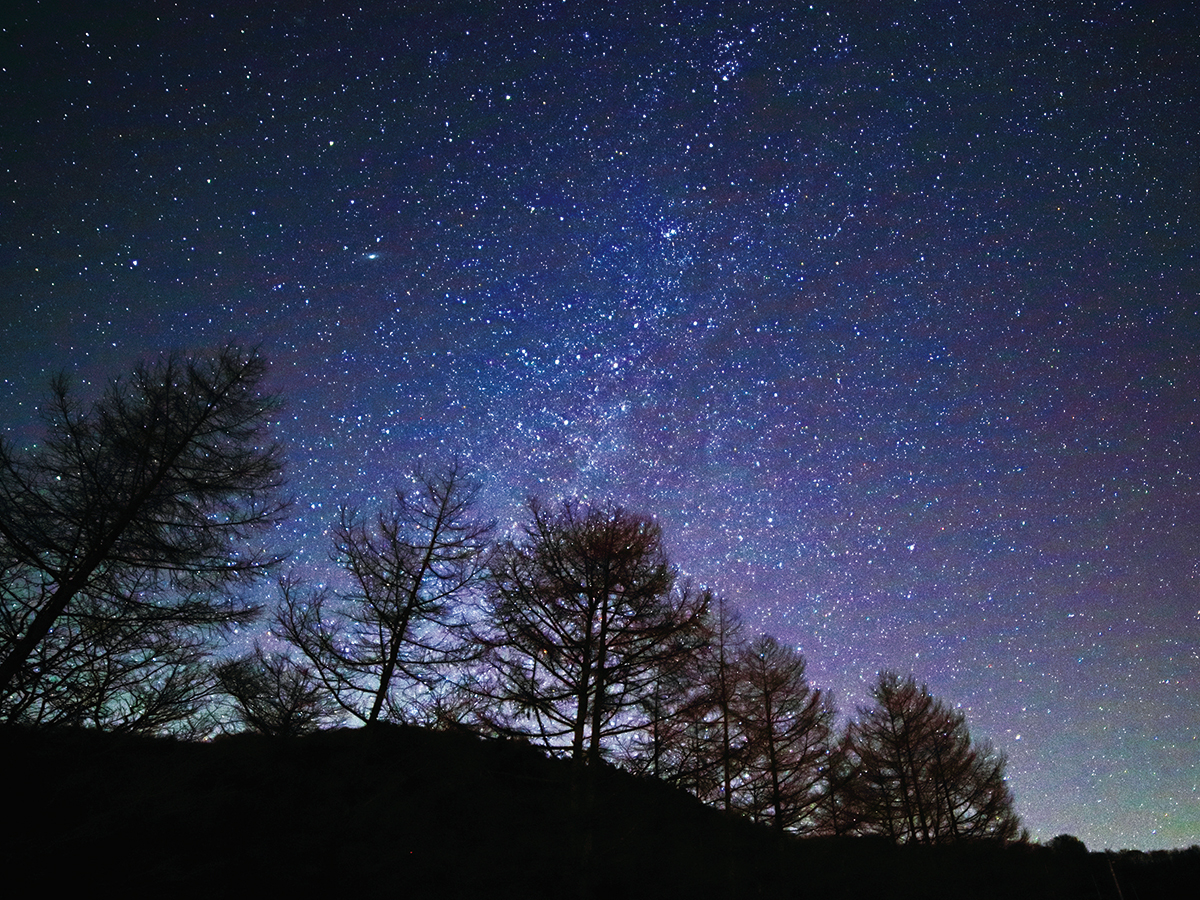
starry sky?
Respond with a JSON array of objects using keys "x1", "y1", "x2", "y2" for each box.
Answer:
[{"x1": 2, "y1": 0, "x2": 1197, "y2": 851}]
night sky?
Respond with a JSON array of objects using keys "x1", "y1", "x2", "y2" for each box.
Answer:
[{"x1": 2, "y1": 1, "x2": 1197, "y2": 850}]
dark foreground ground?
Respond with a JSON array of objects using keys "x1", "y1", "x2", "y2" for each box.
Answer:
[{"x1": 3, "y1": 723, "x2": 1194, "y2": 898}]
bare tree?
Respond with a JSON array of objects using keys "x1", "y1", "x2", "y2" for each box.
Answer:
[
  {"x1": 484, "y1": 499, "x2": 708, "y2": 766},
  {"x1": 0, "y1": 346, "x2": 288, "y2": 728},
  {"x1": 733, "y1": 635, "x2": 834, "y2": 835},
  {"x1": 694, "y1": 592, "x2": 748, "y2": 811},
  {"x1": 484, "y1": 498, "x2": 707, "y2": 900},
  {"x1": 276, "y1": 462, "x2": 492, "y2": 725},
  {"x1": 629, "y1": 591, "x2": 748, "y2": 807},
  {"x1": 215, "y1": 643, "x2": 333, "y2": 737},
  {"x1": 619, "y1": 606, "x2": 710, "y2": 783},
  {"x1": 811, "y1": 731, "x2": 862, "y2": 836},
  {"x1": 846, "y1": 672, "x2": 1021, "y2": 843},
  {"x1": 2, "y1": 567, "x2": 225, "y2": 733}
]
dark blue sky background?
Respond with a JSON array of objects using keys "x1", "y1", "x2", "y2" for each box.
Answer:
[{"x1": 2, "y1": 0, "x2": 1197, "y2": 849}]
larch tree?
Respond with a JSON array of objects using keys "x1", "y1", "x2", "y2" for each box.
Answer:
[
  {"x1": 483, "y1": 498, "x2": 708, "y2": 900},
  {"x1": 215, "y1": 642, "x2": 334, "y2": 737},
  {"x1": 276, "y1": 461, "x2": 492, "y2": 725},
  {"x1": 484, "y1": 499, "x2": 708, "y2": 767},
  {"x1": 733, "y1": 634, "x2": 834, "y2": 835},
  {"x1": 846, "y1": 671, "x2": 1021, "y2": 844},
  {"x1": 811, "y1": 731, "x2": 863, "y2": 837},
  {"x1": 696, "y1": 592, "x2": 748, "y2": 811},
  {"x1": 0, "y1": 345, "x2": 288, "y2": 730},
  {"x1": 642, "y1": 591, "x2": 747, "y2": 808},
  {"x1": 620, "y1": 624, "x2": 703, "y2": 781}
]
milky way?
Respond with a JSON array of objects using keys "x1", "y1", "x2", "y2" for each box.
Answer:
[{"x1": 2, "y1": 1, "x2": 1197, "y2": 850}]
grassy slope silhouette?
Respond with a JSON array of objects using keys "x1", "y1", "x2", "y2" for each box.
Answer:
[{"x1": 4, "y1": 723, "x2": 1193, "y2": 898}]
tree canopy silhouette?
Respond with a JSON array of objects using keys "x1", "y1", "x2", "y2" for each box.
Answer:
[
  {"x1": 215, "y1": 642, "x2": 333, "y2": 737},
  {"x1": 484, "y1": 499, "x2": 708, "y2": 766},
  {"x1": 276, "y1": 461, "x2": 492, "y2": 725},
  {"x1": 0, "y1": 345, "x2": 288, "y2": 728},
  {"x1": 734, "y1": 634, "x2": 833, "y2": 835},
  {"x1": 620, "y1": 591, "x2": 749, "y2": 807},
  {"x1": 845, "y1": 671, "x2": 1021, "y2": 843},
  {"x1": 665, "y1": 591, "x2": 750, "y2": 809}
]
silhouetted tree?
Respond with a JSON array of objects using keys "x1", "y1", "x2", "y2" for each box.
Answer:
[
  {"x1": 620, "y1": 633, "x2": 701, "y2": 780},
  {"x1": 733, "y1": 635, "x2": 834, "y2": 834},
  {"x1": 484, "y1": 498, "x2": 707, "y2": 900},
  {"x1": 811, "y1": 731, "x2": 862, "y2": 836},
  {"x1": 694, "y1": 592, "x2": 747, "y2": 811},
  {"x1": 1047, "y1": 833, "x2": 1089, "y2": 856},
  {"x1": 640, "y1": 591, "x2": 748, "y2": 807},
  {"x1": 3, "y1": 567, "x2": 224, "y2": 733},
  {"x1": 0, "y1": 346, "x2": 288, "y2": 729},
  {"x1": 484, "y1": 499, "x2": 708, "y2": 765},
  {"x1": 215, "y1": 642, "x2": 333, "y2": 736},
  {"x1": 846, "y1": 672, "x2": 1021, "y2": 843},
  {"x1": 276, "y1": 462, "x2": 492, "y2": 725}
]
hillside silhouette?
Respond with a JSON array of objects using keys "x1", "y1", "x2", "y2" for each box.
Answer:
[{"x1": 5, "y1": 723, "x2": 1194, "y2": 898}]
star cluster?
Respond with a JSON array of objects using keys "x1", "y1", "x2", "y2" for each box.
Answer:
[{"x1": 2, "y1": 1, "x2": 1197, "y2": 849}]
